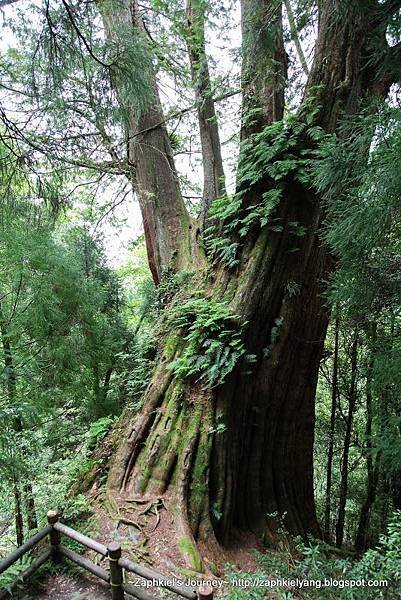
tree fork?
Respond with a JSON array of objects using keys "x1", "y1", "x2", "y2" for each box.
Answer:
[
  {"x1": 98, "y1": 0, "x2": 202, "y2": 283},
  {"x1": 104, "y1": 0, "x2": 399, "y2": 565}
]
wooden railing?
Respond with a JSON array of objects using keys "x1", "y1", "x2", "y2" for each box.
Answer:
[{"x1": 0, "y1": 511, "x2": 214, "y2": 600}]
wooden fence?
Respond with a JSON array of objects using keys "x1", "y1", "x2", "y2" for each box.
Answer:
[{"x1": 0, "y1": 510, "x2": 214, "y2": 600}]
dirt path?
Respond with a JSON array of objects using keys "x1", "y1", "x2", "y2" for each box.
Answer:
[{"x1": 30, "y1": 572, "x2": 111, "y2": 599}]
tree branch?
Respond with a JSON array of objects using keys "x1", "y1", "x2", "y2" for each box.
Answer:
[
  {"x1": 60, "y1": 0, "x2": 113, "y2": 69},
  {"x1": 381, "y1": 0, "x2": 401, "y2": 17},
  {"x1": 0, "y1": 0, "x2": 21, "y2": 7}
]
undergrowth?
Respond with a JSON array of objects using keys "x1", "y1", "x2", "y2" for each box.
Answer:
[{"x1": 227, "y1": 511, "x2": 401, "y2": 599}]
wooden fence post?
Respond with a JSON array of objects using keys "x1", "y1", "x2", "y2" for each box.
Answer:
[
  {"x1": 108, "y1": 541, "x2": 124, "y2": 600},
  {"x1": 47, "y1": 510, "x2": 61, "y2": 563},
  {"x1": 198, "y1": 585, "x2": 214, "y2": 599}
]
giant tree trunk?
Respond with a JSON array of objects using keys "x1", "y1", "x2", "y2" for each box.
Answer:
[
  {"x1": 104, "y1": 0, "x2": 396, "y2": 569},
  {"x1": 99, "y1": 0, "x2": 200, "y2": 285}
]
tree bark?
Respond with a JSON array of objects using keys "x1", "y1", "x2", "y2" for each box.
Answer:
[
  {"x1": 355, "y1": 324, "x2": 379, "y2": 553},
  {"x1": 185, "y1": 0, "x2": 226, "y2": 226},
  {"x1": 336, "y1": 331, "x2": 358, "y2": 548},
  {"x1": 104, "y1": 0, "x2": 395, "y2": 568},
  {"x1": 98, "y1": 0, "x2": 201, "y2": 284},
  {"x1": 324, "y1": 317, "x2": 339, "y2": 541}
]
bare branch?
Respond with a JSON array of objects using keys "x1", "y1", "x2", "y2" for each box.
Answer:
[
  {"x1": 60, "y1": 0, "x2": 114, "y2": 69},
  {"x1": 0, "y1": 0, "x2": 21, "y2": 7}
]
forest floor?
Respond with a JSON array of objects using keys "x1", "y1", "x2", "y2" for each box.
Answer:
[
  {"x1": 30, "y1": 572, "x2": 110, "y2": 599},
  {"x1": 85, "y1": 487, "x2": 266, "y2": 597}
]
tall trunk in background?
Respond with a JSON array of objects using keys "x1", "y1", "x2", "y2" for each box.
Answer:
[
  {"x1": 324, "y1": 317, "x2": 339, "y2": 541},
  {"x1": 240, "y1": 0, "x2": 287, "y2": 138},
  {"x1": 355, "y1": 324, "x2": 379, "y2": 553},
  {"x1": 103, "y1": 0, "x2": 397, "y2": 569},
  {"x1": 13, "y1": 479, "x2": 24, "y2": 547},
  {"x1": 23, "y1": 483, "x2": 38, "y2": 532},
  {"x1": 336, "y1": 331, "x2": 359, "y2": 548},
  {"x1": 284, "y1": 0, "x2": 309, "y2": 76},
  {"x1": 186, "y1": 0, "x2": 226, "y2": 225},
  {"x1": 98, "y1": 0, "x2": 200, "y2": 285},
  {"x1": 378, "y1": 312, "x2": 397, "y2": 532}
]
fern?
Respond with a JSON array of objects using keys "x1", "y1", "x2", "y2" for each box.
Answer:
[
  {"x1": 203, "y1": 113, "x2": 329, "y2": 268},
  {"x1": 167, "y1": 298, "x2": 247, "y2": 388}
]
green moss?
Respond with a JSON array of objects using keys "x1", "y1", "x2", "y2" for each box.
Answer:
[
  {"x1": 178, "y1": 536, "x2": 204, "y2": 573},
  {"x1": 136, "y1": 382, "x2": 184, "y2": 493},
  {"x1": 163, "y1": 333, "x2": 180, "y2": 360}
]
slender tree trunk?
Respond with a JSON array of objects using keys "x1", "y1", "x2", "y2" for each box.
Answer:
[
  {"x1": 324, "y1": 317, "x2": 339, "y2": 541},
  {"x1": 378, "y1": 312, "x2": 397, "y2": 532},
  {"x1": 284, "y1": 0, "x2": 309, "y2": 76},
  {"x1": 13, "y1": 477, "x2": 24, "y2": 547},
  {"x1": 185, "y1": 0, "x2": 226, "y2": 225},
  {"x1": 355, "y1": 324, "x2": 378, "y2": 552},
  {"x1": 336, "y1": 331, "x2": 358, "y2": 548},
  {"x1": 23, "y1": 483, "x2": 38, "y2": 532}
]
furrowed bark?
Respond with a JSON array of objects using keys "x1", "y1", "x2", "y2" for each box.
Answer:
[
  {"x1": 106, "y1": 0, "x2": 397, "y2": 566},
  {"x1": 98, "y1": 0, "x2": 200, "y2": 284},
  {"x1": 185, "y1": 0, "x2": 226, "y2": 226}
]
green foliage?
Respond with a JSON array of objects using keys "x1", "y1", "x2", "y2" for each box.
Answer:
[
  {"x1": 226, "y1": 513, "x2": 401, "y2": 598},
  {"x1": 204, "y1": 110, "x2": 327, "y2": 267},
  {"x1": 319, "y1": 108, "x2": 401, "y2": 316},
  {"x1": 312, "y1": 106, "x2": 401, "y2": 550},
  {"x1": 0, "y1": 151, "x2": 140, "y2": 556},
  {"x1": 85, "y1": 416, "x2": 115, "y2": 449},
  {"x1": 167, "y1": 297, "x2": 248, "y2": 388},
  {"x1": 350, "y1": 513, "x2": 401, "y2": 594},
  {"x1": 0, "y1": 553, "x2": 32, "y2": 597}
]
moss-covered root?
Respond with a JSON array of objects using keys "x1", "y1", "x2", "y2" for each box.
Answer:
[{"x1": 176, "y1": 428, "x2": 205, "y2": 573}]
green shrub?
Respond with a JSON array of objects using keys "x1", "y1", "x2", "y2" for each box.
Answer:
[{"x1": 225, "y1": 512, "x2": 401, "y2": 599}]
